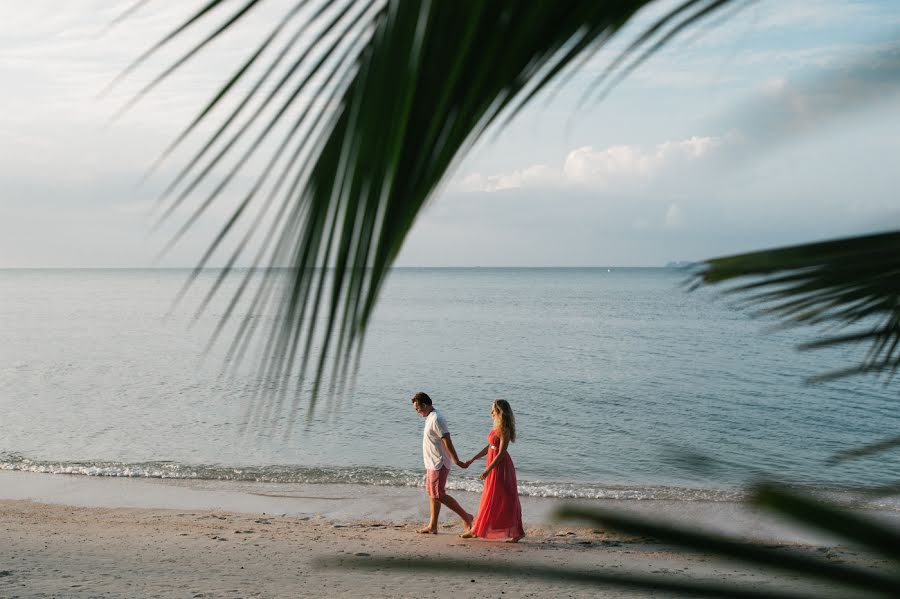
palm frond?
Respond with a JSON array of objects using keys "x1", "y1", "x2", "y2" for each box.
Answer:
[
  {"x1": 751, "y1": 482, "x2": 900, "y2": 563},
  {"x1": 117, "y1": 0, "x2": 740, "y2": 419},
  {"x1": 102, "y1": 0, "x2": 235, "y2": 99},
  {"x1": 556, "y1": 502, "x2": 900, "y2": 595},
  {"x1": 315, "y1": 556, "x2": 813, "y2": 599},
  {"x1": 323, "y1": 481, "x2": 900, "y2": 598},
  {"x1": 692, "y1": 231, "x2": 900, "y2": 382},
  {"x1": 550, "y1": 482, "x2": 900, "y2": 597},
  {"x1": 828, "y1": 434, "x2": 900, "y2": 465},
  {"x1": 96, "y1": 0, "x2": 153, "y2": 38}
]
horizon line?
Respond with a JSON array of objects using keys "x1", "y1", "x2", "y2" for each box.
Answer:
[{"x1": 0, "y1": 264, "x2": 699, "y2": 270}]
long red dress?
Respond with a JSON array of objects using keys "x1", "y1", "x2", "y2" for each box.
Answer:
[{"x1": 471, "y1": 429, "x2": 525, "y2": 539}]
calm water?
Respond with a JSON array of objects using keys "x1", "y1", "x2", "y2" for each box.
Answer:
[{"x1": 1, "y1": 268, "x2": 898, "y2": 502}]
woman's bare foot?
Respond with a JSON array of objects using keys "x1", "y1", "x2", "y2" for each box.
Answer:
[
  {"x1": 459, "y1": 531, "x2": 476, "y2": 539},
  {"x1": 417, "y1": 527, "x2": 437, "y2": 534},
  {"x1": 506, "y1": 535, "x2": 524, "y2": 543},
  {"x1": 462, "y1": 513, "x2": 474, "y2": 532}
]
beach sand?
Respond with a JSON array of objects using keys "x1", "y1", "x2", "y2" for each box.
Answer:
[{"x1": 0, "y1": 472, "x2": 894, "y2": 598}]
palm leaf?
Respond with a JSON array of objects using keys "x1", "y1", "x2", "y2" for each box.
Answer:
[
  {"x1": 828, "y1": 434, "x2": 900, "y2": 465},
  {"x1": 556, "y1": 502, "x2": 900, "y2": 595},
  {"x1": 751, "y1": 482, "x2": 900, "y2": 563},
  {"x1": 550, "y1": 482, "x2": 900, "y2": 597},
  {"x1": 692, "y1": 231, "x2": 900, "y2": 382},
  {"x1": 113, "y1": 0, "x2": 739, "y2": 420},
  {"x1": 321, "y1": 482, "x2": 900, "y2": 598},
  {"x1": 316, "y1": 556, "x2": 817, "y2": 599}
]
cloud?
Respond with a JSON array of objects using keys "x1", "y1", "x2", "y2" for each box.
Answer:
[
  {"x1": 455, "y1": 134, "x2": 729, "y2": 192},
  {"x1": 456, "y1": 164, "x2": 562, "y2": 193},
  {"x1": 717, "y1": 43, "x2": 900, "y2": 162}
]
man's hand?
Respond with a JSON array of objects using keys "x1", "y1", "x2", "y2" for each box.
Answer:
[{"x1": 455, "y1": 459, "x2": 468, "y2": 469}]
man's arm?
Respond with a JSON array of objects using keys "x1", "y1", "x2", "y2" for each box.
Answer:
[{"x1": 441, "y1": 434, "x2": 466, "y2": 467}]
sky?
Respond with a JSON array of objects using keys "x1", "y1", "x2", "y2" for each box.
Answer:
[{"x1": 2, "y1": 0, "x2": 900, "y2": 267}]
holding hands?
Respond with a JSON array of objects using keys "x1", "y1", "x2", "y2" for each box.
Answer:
[
  {"x1": 462, "y1": 444, "x2": 490, "y2": 479},
  {"x1": 463, "y1": 456, "x2": 489, "y2": 479}
]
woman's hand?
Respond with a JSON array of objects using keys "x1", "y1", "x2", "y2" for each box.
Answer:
[{"x1": 479, "y1": 468, "x2": 490, "y2": 481}]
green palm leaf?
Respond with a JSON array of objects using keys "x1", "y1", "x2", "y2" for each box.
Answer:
[
  {"x1": 113, "y1": 0, "x2": 738, "y2": 419},
  {"x1": 693, "y1": 231, "x2": 900, "y2": 383}
]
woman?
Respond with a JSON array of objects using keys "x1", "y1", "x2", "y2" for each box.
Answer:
[{"x1": 461, "y1": 399, "x2": 525, "y2": 542}]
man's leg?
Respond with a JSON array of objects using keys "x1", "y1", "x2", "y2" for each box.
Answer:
[
  {"x1": 440, "y1": 494, "x2": 473, "y2": 530},
  {"x1": 418, "y1": 498, "x2": 441, "y2": 533},
  {"x1": 418, "y1": 470, "x2": 442, "y2": 534}
]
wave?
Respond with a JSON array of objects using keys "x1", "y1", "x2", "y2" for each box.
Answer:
[
  {"x1": 2, "y1": 454, "x2": 895, "y2": 507},
  {"x1": 0, "y1": 454, "x2": 742, "y2": 500}
]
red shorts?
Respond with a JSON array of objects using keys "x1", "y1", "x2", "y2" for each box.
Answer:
[{"x1": 425, "y1": 466, "x2": 449, "y2": 499}]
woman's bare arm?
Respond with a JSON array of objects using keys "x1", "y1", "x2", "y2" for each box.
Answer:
[
  {"x1": 466, "y1": 445, "x2": 489, "y2": 467},
  {"x1": 480, "y1": 434, "x2": 509, "y2": 479}
]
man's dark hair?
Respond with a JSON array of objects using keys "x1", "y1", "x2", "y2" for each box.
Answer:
[{"x1": 411, "y1": 391, "x2": 432, "y2": 406}]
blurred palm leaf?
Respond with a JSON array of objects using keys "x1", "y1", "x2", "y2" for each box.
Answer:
[
  {"x1": 316, "y1": 556, "x2": 814, "y2": 599},
  {"x1": 112, "y1": 5, "x2": 900, "y2": 595},
  {"x1": 749, "y1": 482, "x2": 900, "y2": 562},
  {"x1": 323, "y1": 482, "x2": 900, "y2": 598},
  {"x1": 693, "y1": 231, "x2": 900, "y2": 383},
  {"x1": 829, "y1": 433, "x2": 900, "y2": 465},
  {"x1": 113, "y1": 0, "x2": 739, "y2": 419},
  {"x1": 550, "y1": 482, "x2": 900, "y2": 597}
]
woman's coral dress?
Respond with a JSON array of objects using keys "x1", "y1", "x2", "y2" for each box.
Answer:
[{"x1": 471, "y1": 429, "x2": 525, "y2": 539}]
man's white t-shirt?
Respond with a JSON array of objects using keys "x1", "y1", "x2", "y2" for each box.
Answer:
[{"x1": 422, "y1": 409, "x2": 453, "y2": 471}]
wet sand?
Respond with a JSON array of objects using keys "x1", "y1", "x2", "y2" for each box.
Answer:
[{"x1": 0, "y1": 472, "x2": 894, "y2": 598}]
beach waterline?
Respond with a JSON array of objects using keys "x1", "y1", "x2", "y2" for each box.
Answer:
[{"x1": 4, "y1": 470, "x2": 899, "y2": 546}]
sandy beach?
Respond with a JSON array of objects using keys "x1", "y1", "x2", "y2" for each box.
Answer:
[{"x1": 1, "y1": 472, "x2": 895, "y2": 598}]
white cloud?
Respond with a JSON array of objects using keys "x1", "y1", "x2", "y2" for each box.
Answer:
[
  {"x1": 456, "y1": 164, "x2": 562, "y2": 192},
  {"x1": 563, "y1": 144, "x2": 653, "y2": 186},
  {"x1": 455, "y1": 134, "x2": 728, "y2": 192}
]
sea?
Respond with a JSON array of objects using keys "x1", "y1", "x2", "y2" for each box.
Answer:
[{"x1": 2, "y1": 268, "x2": 899, "y2": 507}]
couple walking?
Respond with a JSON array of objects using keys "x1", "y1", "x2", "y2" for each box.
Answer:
[{"x1": 411, "y1": 391, "x2": 525, "y2": 542}]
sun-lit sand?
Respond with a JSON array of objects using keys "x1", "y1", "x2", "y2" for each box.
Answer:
[{"x1": 0, "y1": 471, "x2": 894, "y2": 598}]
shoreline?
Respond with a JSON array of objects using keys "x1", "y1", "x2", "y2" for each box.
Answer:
[
  {"x1": 1, "y1": 471, "x2": 897, "y2": 597},
  {"x1": 3, "y1": 470, "x2": 900, "y2": 545}
]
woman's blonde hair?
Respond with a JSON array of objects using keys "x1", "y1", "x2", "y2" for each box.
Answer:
[{"x1": 493, "y1": 399, "x2": 516, "y2": 443}]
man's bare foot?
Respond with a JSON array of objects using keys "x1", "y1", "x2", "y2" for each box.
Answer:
[
  {"x1": 417, "y1": 527, "x2": 437, "y2": 534},
  {"x1": 506, "y1": 535, "x2": 524, "y2": 543},
  {"x1": 459, "y1": 531, "x2": 476, "y2": 539}
]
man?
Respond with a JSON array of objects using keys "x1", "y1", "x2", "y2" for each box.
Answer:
[{"x1": 411, "y1": 391, "x2": 473, "y2": 534}]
